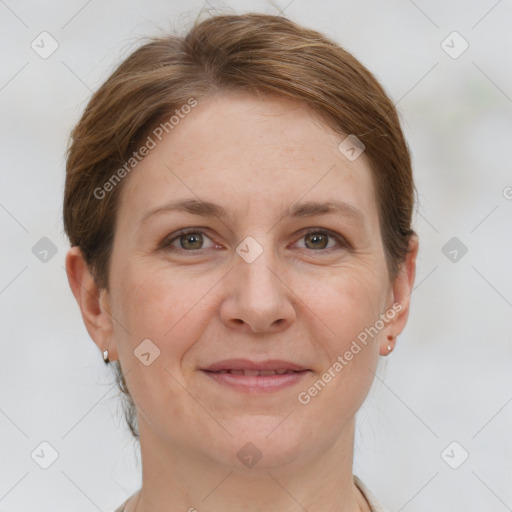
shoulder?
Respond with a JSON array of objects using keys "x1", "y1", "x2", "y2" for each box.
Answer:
[
  {"x1": 354, "y1": 475, "x2": 390, "y2": 512},
  {"x1": 112, "y1": 496, "x2": 130, "y2": 512},
  {"x1": 114, "y1": 480, "x2": 386, "y2": 512}
]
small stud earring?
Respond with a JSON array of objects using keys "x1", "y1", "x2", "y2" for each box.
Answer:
[
  {"x1": 387, "y1": 335, "x2": 394, "y2": 354},
  {"x1": 103, "y1": 349, "x2": 110, "y2": 364}
]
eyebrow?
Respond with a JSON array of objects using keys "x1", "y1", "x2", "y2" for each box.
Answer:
[
  {"x1": 281, "y1": 200, "x2": 364, "y2": 225},
  {"x1": 141, "y1": 198, "x2": 227, "y2": 223},
  {"x1": 141, "y1": 198, "x2": 365, "y2": 226}
]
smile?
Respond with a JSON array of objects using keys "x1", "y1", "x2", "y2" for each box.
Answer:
[{"x1": 201, "y1": 359, "x2": 311, "y2": 393}]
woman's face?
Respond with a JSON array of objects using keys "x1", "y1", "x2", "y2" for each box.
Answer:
[{"x1": 89, "y1": 92, "x2": 415, "y2": 469}]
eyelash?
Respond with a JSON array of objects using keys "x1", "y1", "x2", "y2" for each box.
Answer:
[{"x1": 160, "y1": 228, "x2": 350, "y2": 253}]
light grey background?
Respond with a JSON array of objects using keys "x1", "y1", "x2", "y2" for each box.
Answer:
[{"x1": 1, "y1": 0, "x2": 511, "y2": 511}]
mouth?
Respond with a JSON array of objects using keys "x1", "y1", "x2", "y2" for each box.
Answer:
[
  {"x1": 207, "y1": 369, "x2": 301, "y2": 376},
  {"x1": 201, "y1": 359, "x2": 311, "y2": 393}
]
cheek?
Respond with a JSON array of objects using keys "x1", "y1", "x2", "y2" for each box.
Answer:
[
  {"x1": 107, "y1": 264, "x2": 214, "y2": 423},
  {"x1": 110, "y1": 261, "x2": 219, "y2": 358},
  {"x1": 308, "y1": 265, "x2": 388, "y2": 349},
  {"x1": 296, "y1": 264, "x2": 385, "y2": 405}
]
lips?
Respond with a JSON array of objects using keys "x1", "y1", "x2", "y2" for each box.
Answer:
[
  {"x1": 202, "y1": 358, "x2": 308, "y2": 373},
  {"x1": 212, "y1": 369, "x2": 296, "y2": 376},
  {"x1": 201, "y1": 359, "x2": 310, "y2": 393}
]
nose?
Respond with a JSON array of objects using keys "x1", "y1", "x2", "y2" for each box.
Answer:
[{"x1": 219, "y1": 251, "x2": 296, "y2": 334}]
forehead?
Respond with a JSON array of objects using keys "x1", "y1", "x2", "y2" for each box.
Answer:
[{"x1": 118, "y1": 91, "x2": 379, "y2": 227}]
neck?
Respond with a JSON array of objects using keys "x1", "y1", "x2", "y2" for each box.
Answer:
[{"x1": 126, "y1": 416, "x2": 370, "y2": 512}]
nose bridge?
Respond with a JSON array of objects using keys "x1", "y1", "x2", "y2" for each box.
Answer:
[
  {"x1": 236, "y1": 235, "x2": 282, "y2": 304},
  {"x1": 241, "y1": 254, "x2": 279, "y2": 300}
]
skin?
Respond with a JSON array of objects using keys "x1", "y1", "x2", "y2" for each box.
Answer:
[{"x1": 66, "y1": 91, "x2": 418, "y2": 512}]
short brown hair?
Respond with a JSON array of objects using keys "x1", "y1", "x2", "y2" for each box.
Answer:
[{"x1": 63, "y1": 12, "x2": 417, "y2": 440}]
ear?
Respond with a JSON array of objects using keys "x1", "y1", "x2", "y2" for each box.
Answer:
[
  {"x1": 380, "y1": 235, "x2": 419, "y2": 356},
  {"x1": 65, "y1": 246, "x2": 118, "y2": 361}
]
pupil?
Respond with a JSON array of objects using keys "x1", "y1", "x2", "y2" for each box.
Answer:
[
  {"x1": 306, "y1": 233, "x2": 327, "y2": 249},
  {"x1": 181, "y1": 233, "x2": 202, "y2": 249}
]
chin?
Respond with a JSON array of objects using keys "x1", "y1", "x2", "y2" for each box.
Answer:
[{"x1": 208, "y1": 417, "x2": 316, "y2": 471}]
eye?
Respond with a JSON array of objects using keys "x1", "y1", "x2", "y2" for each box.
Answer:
[
  {"x1": 161, "y1": 229, "x2": 220, "y2": 251},
  {"x1": 160, "y1": 228, "x2": 349, "y2": 254},
  {"x1": 294, "y1": 229, "x2": 347, "y2": 251}
]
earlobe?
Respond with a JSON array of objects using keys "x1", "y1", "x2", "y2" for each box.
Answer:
[
  {"x1": 65, "y1": 247, "x2": 117, "y2": 361},
  {"x1": 380, "y1": 334, "x2": 395, "y2": 356},
  {"x1": 380, "y1": 235, "x2": 419, "y2": 356}
]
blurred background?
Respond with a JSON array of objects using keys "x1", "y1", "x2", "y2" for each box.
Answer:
[{"x1": 1, "y1": 0, "x2": 511, "y2": 510}]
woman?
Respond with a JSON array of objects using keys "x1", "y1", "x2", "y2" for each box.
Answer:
[{"x1": 64, "y1": 12, "x2": 418, "y2": 512}]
